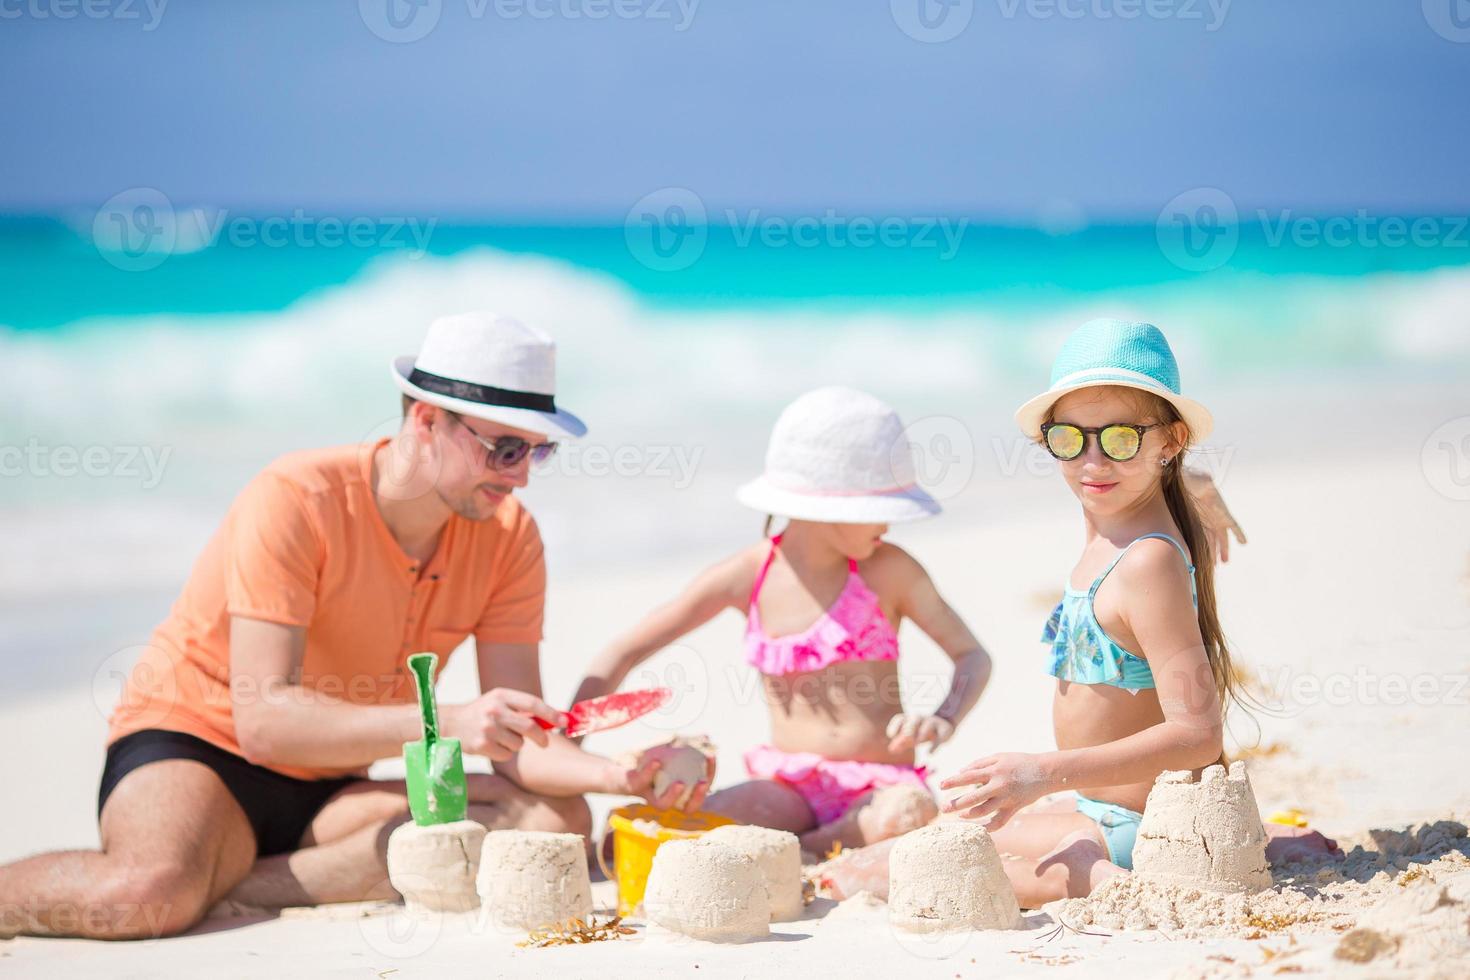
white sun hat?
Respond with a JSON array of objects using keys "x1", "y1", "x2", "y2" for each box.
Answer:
[
  {"x1": 392, "y1": 312, "x2": 587, "y2": 440},
  {"x1": 736, "y1": 387, "x2": 941, "y2": 525}
]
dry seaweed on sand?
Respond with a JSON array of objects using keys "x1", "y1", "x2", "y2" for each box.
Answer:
[{"x1": 516, "y1": 916, "x2": 636, "y2": 948}]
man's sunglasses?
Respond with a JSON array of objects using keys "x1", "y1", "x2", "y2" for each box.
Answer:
[
  {"x1": 448, "y1": 413, "x2": 558, "y2": 469},
  {"x1": 1040, "y1": 422, "x2": 1163, "y2": 462}
]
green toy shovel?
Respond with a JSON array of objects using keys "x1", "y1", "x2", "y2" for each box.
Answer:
[{"x1": 403, "y1": 652, "x2": 468, "y2": 826}]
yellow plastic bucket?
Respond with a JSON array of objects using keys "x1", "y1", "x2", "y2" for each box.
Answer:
[{"x1": 602, "y1": 805, "x2": 734, "y2": 917}]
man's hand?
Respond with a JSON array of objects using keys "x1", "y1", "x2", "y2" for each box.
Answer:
[
  {"x1": 885, "y1": 713, "x2": 955, "y2": 754},
  {"x1": 938, "y1": 752, "x2": 1055, "y2": 830},
  {"x1": 615, "y1": 743, "x2": 714, "y2": 812},
  {"x1": 441, "y1": 689, "x2": 565, "y2": 761},
  {"x1": 1184, "y1": 469, "x2": 1247, "y2": 563}
]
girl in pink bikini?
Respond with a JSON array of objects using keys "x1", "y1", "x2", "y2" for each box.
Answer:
[{"x1": 575, "y1": 387, "x2": 992, "y2": 854}]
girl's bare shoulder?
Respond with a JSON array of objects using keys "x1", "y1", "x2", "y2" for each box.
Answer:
[
  {"x1": 699, "y1": 539, "x2": 773, "y2": 605},
  {"x1": 860, "y1": 541, "x2": 930, "y2": 594},
  {"x1": 1112, "y1": 534, "x2": 1195, "y2": 597}
]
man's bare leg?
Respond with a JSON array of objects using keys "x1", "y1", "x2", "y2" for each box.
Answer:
[
  {"x1": 0, "y1": 760, "x2": 257, "y2": 939},
  {"x1": 225, "y1": 773, "x2": 592, "y2": 910}
]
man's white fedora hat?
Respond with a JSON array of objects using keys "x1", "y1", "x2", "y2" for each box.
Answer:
[
  {"x1": 392, "y1": 312, "x2": 587, "y2": 440},
  {"x1": 736, "y1": 387, "x2": 941, "y2": 525}
]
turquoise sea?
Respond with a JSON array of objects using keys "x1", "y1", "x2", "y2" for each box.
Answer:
[
  {"x1": 5, "y1": 215, "x2": 1470, "y2": 327},
  {"x1": 3, "y1": 212, "x2": 1468, "y2": 695}
]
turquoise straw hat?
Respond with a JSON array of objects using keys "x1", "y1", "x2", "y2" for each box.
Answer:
[{"x1": 1014, "y1": 318, "x2": 1213, "y2": 441}]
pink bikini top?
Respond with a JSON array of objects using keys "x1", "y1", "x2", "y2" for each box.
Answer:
[{"x1": 744, "y1": 534, "x2": 901, "y2": 676}]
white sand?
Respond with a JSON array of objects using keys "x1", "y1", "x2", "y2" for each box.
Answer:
[{"x1": 3, "y1": 436, "x2": 1470, "y2": 975}]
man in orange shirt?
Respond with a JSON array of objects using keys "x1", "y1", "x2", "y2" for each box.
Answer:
[{"x1": 0, "y1": 312, "x2": 707, "y2": 939}]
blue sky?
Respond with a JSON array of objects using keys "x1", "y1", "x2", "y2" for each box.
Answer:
[{"x1": 2, "y1": 0, "x2": 1468, "y2": 219}]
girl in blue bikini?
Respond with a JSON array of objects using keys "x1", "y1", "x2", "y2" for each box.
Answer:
[{"x1": 939, "y1": 319, "x2": 1273, "y2": 906}]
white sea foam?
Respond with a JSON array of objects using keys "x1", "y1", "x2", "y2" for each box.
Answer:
[{"x1": 1, "y1": 249, "x2": 1467, "y2": 602}]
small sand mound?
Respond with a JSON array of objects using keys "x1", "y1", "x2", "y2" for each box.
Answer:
[
  {"x1": 385, "y1": 819, "x2": 486, "y2": 914},
  {"x1": 703, "y1": 825, "x2": 804, "y2": 922},
  {"x1": 476, "y1": 830, "x2": 592, "y2": 931},
  {"x1": 1132, "y1": 761, "x2": 1271, "y2": 894},
  {"x1": 888, "y1": 823, "x2": 1021, "y2": 933},
  {"x1": 643, "y1": 839, "x2": 770, "y2": 942}
]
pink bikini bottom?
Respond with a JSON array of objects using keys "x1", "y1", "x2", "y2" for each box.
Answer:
[{"x1": 743, "y1": 745, "x2": 931, "y2": 825}]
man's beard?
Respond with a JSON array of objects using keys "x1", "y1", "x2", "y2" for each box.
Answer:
[{"x1": 442, "y1": 484, "x2": 504, "y2": 521}]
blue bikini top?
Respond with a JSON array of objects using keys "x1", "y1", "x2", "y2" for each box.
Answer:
[{"x1": 1042, "y1": 533, "x2": 1197, "y2": 691}]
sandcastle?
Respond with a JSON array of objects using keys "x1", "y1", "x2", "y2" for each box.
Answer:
[
  {"x1": 386, "y1": 819, "x2": 487, "y2": 914},
  {"x1": 888, "y1": 823, "x2": 1022, "y2": 933},
  {"x1": 642, "y1": 838, "x2": 771, "y2": 942},
  {"x1": 703, "y1": 824, "x2": 804, "y2": 922},
  {"x1": 1131, "y1": 761, "x2": 1271, "y2": 893},
  {"x1": 476, "y1": 830, "x2": 592, "y2": 930}
]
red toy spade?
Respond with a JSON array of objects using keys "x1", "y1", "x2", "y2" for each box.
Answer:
[{"x1": 533, "y1": 687, "x2": 673, "y2": 738}]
